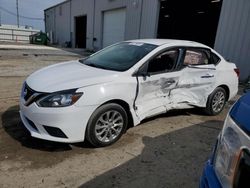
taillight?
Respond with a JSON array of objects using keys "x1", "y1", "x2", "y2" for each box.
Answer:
[{"x1": 234, "y1": 68, "x2": 240, "y2": 78}]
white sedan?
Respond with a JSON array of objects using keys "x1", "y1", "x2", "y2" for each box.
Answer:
[{"x1": 20, "y1": 39, "x2": 239, "y2": 147}]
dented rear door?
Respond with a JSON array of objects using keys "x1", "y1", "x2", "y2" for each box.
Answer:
[{"x1": 170, "y1": 48, "x2": 216, "y2": 108}]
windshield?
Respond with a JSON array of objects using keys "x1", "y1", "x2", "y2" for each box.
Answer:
[{"x1": 79, "y1": 42, "x2": 157, "y2": 71}]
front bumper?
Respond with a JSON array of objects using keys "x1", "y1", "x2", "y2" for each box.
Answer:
[{"x1": 19, "y1": 98, "x2": 98, "y2": 143}]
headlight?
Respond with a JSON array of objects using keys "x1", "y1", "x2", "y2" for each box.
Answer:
[
  {"x1": 214, "y1": 115, "x2": 245, "y2": 187},
  {"x1": 36, "y1": 89, "x2": 83, "y2": 107}
]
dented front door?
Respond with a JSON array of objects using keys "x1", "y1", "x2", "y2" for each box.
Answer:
[
  {"x1": 135, "y1": 72, "x2": 181, "y2": 120},
  {"x1": 134, "y1": 49, "x2": 182, "y2": 120}
]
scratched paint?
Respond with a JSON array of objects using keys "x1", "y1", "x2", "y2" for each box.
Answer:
[{"x1": 141, "y1": 77, "x2": 179, "y2": 94}]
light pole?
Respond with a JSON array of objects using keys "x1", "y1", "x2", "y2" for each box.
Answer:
[
  {"x1": 0, "y1": 10, "x2": 2, "y2": 26},
  {"x1": 16, "y1": 0, "x2": 19, "y2": 27}
]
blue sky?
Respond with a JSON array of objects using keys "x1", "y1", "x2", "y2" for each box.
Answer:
[{"x1": 0, "y1": 0, "x2": 65, "y2": 30}]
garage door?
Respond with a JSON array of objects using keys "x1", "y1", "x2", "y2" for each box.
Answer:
[{"x1": 102, "y1": 8, "x2": 126, "y2": 48}]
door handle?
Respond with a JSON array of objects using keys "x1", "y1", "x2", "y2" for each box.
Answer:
[{"x1": 201, "y1": 74, "x2": 214, "y2": 78}]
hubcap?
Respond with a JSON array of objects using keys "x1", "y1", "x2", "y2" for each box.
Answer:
[
  {"x1": 212, "y1": 91, "x2": 225, "y2": 113},
  {"x1": 95, "y1": 110, "x2": 124, "y2": 143}
]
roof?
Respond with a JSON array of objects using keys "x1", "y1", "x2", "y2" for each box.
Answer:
[
  {"x1": 44, "y1": 0, "x2": 69, "y2": 11},
  {"x1": 128, "y1": 39, "x2": 210, "y2": 48}
]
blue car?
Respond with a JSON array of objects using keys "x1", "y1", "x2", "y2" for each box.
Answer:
[{"x1": 200, "y1": 93, "x2": 250, "y2": 188}]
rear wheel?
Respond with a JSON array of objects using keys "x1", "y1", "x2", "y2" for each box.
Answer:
[
  {"x1": 86, "y1": 103, "x2": 128, "y2": 147},
  {"x1": 204, "y1": 87, "x2": 227, "y2": 116}
]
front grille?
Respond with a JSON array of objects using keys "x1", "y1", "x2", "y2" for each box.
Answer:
[
  {"x1": 43, "y1": 125, "x2": 68, "y2": 138},
  {"x1": 23, "y1": 83, "x2": 35, "y2": 101},
  {"x1": 22, "y1": 83, "x2": 46, "y2": 106}
]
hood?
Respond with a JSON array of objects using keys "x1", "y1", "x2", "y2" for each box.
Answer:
[
  {"x1": 230, "y1": 93, "x2": 250, "y2": 135},
  {"x1": 26, "y1": 61, "x2": 119, "y2": 92}
]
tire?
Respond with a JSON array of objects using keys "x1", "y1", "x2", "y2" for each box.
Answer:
[
  {"x1": 204, "y1": 87, "x2": 227, "y2": 116},
  {"x1": 86, "y1": 103, "x2": 128, "y2": 147}
]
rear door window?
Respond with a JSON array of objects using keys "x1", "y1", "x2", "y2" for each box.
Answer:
[
  {"x1": 183, "y1": 49, "x2": 210, "y2": 65},
  {"x1": 211, "y1": 52, "x2": 221, "y2": 65}
]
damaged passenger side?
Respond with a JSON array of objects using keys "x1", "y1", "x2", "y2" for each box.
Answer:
[
  {"x1": 134, "y1": 46, "x2": 218, "y2": 120},
  {"x1": 170, "y1": 48, "x2": 216, "y2": 108},
  {"x1": 134, "y1": 48, "x2": 181, "y2": 119}
]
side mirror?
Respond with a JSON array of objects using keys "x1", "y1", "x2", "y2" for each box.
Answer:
[
  {"x1": 132, "y1": 69, "x2": 150, "y2": 77},
  {"x1": 133, "y1": 62, "x2": 150, "y2": 77},
  {"x1": 136, "y1": 70, "x2": 150, "y2": 77},
  {"x1": 141, "y1": 72, "x2": 150, "y2": 77}
]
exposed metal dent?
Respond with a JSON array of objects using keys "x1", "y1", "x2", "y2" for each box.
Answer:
[
  {"x1": 141, "y1": 77, "x2": 178, "y2": 94},
  {"x1": 176, "y1": 82, "x2": 213, "y2": 89},
  {"x1": 134, "y1": 73, "x2": 214, "y2": 119},
  {"x1": 169, "y1": 89, "x2": 208, "y2": 107}
]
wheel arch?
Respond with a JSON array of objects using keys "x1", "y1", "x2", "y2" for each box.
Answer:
[
  {"x1": 217, "y1": 84, "x2": 230, "y2": 101},
  {"x1": 100, "y1": 99, "x2": 135, "y2": 129}
]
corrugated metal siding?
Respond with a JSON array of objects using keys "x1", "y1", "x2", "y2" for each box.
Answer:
[
  {"x1": 55, "y1": 2, "x2": 71, "y2": 45},
  {"x1": 215, "y1": 0, "x2": 250, "y2": 80},
  {"x1": 139, "y1": 0, "x2": 159, "y2": 38},
  {"x1": 45, "y1": 8, "x2": 56, "y2": 43},
  {"x1": 93, "y1": 0, "x2": 142, "y2": 49},
  {"x1": 71, "y1": 0, "x2": 94, "y2": 48},
  {"x1": 44, "y1": 0, "x2": 159, "y2": 50}
]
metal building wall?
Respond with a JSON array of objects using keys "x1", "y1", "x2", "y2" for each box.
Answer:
[
  {"x1": 0, "y1": 25, "x2": 39, "y2": 43},
  {"x1": 92, "y1": 0, "x2": 159, "y2": 49},
  {"x1": 44, "y1": 0, "x2": 159, "y2": 50},
  {"x1": 45, "y1": 1, "x2": 71, "y2": 46},
  {"x1": 44, "y1": 8, "x2": 56, "y2": 43},
  {"x1": 93, "y1": 0, "x2": 142, "y2": 49},
  {"x1": 214, "y1": 0, "x2": 250, "y2": 81},
  {"x1": 55, "y1": 2, "x2": 71, "y2": 45},
  {"x1": 71, "y1": 0, "x2": 94, "y2": 48},
  {"x1": 139, "y1": 0, "x2": 159, "y2": 39}
]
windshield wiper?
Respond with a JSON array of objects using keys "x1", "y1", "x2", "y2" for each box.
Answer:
[
  {"x1": 79, "y1": 59, "x2": 120, "y2": 71},
  {"x1": 85, "y1": 62, "x2": 112, "y2": 70}
]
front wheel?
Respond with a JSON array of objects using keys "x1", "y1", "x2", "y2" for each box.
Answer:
[
  {"x1": 86, "y1": 103, "x2": 128, "y2": 147},
  {"x1": 204, "y1": 87, "x2": 227, "y2": 116}
]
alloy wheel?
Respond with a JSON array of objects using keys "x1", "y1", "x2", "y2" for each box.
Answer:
[{"x1": 94, "y1": 110, "x2": 124, "y2": 143}]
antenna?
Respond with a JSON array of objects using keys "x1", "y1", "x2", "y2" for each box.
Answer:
[{"x1": 16, "y1": 0, "x2": 19, "y2": 27}]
